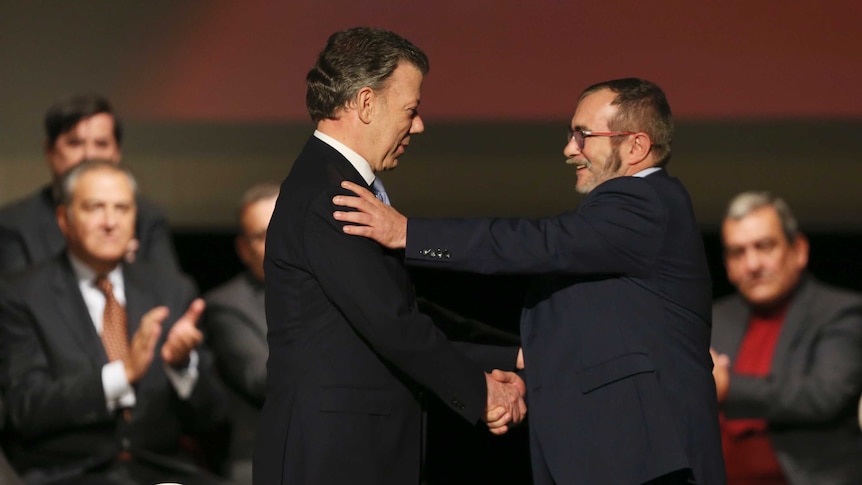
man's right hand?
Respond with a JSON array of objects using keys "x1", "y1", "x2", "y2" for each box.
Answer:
[
  {"x1": 484, "y1": 370, "x2": 527, "y2": 435},
  {"x1": 123, "y1": 306, "x2": 166, "y2": 383}
]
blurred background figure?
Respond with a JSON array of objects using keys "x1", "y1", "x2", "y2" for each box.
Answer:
[
  {"x1": 712, "y1": 191, "x2": 862, "y2": 484},
  {"x1": 203, "y1": 183, "x2": 278, "y2": 485},
  {"x1": 0, "y1": 94, "x2": 178, "y2": 275},
  {"x1": 0, "y1": 160, "x2": 231, "y2": 485}
]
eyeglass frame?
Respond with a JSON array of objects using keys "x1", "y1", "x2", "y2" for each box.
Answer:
[{"x1": 566, "y1": 128, "x2": 638, "y2": 151}]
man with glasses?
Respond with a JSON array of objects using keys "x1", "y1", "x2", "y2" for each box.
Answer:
[{"x1": 333, "y1": 78, "x2": 726, "y2": 484}]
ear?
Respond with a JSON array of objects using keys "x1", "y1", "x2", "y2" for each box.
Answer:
[
  {"x1": 624, "y1": 132, "x2": 653, "y2": 166},
  {"x1": 356, "y1": 86, "x2": 375, "y2": 124},
  {"x1": 792, "y1": 233, "x2": 810, "y2": 269}
]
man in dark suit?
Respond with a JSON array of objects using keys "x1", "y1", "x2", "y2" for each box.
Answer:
[
  {"x1": 0, "y1": 160, "x2": 231, "y2": 485},
  {"x1": 254, "y1": 27, "x2": 525, "y2": 485},
  {"x1": 334, "y1": 78, "x2": 726, "y2": 484},
  {"x1": 711, "y1": 191, "x2": 862, "y2": 484},
  {"x1": 0, "y1": 94, "x2": 178, "y2": 275},
  {"x1": 203, "y1": 183, "x2": 278, "y2": 484}
]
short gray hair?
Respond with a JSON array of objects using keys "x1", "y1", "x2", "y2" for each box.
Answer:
[
  {"x1": 237, "y1": 182, "x2": 280, "y2": 226},
  {"x1": 57, "y1": 159, "x2": 137, "y2": 206},
  {"x1": 725, "y1": 191, "x2": 799, "y2": 242},
  {"x1": 305, "y1": 27, "x2": 429, "y2": 123}
]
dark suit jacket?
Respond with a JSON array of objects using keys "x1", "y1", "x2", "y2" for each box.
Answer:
[
  {"x1": 254, "y1": 136, "x2": 515, "y2": 485},
  {"x1": 0, "y1": 254, "x2": 228, "y2": 482},
  {"x1": 0, "y1": 185, "x2": 179, "y2": 275},
  {"x1": 712, "y1": 274, "x2": 862, "y2": 484},
  {"x1": 406, "y1": 171, "x2": 726, "y2": 485},
  {"x1": 203, "y1": 272, "x2": 267, "y2": 466}
]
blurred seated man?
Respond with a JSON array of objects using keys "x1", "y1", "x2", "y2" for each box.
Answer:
[
  {"x1": 0, "y1": 160, "x2": 231, "y2": 485},
  {"x1": 711, "y1": 191, "x2": 862, "y2": 484},
  {"x1": 203, "y1": 183, "x2": 278, "y2": 484},
  {"x1": 0, "y1": 94, "x2": 178, "y2": 275}
]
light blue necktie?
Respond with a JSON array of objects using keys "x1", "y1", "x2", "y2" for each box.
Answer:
[{"x1": 371, "y1": 177, "x2": 390, "y2": 206}]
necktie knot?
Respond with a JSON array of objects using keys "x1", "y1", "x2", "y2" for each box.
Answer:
[
  {"x1": 371, "y1": 177, "x2": 391, "y2": 206},
  {"x1": 95, "y1": 275, "x2": 113, "y2": 296}
]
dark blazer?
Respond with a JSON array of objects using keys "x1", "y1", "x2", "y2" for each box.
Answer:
[
  {"x1": 203, "y1": 272, "x2": 267, "y2": 474},
  {"x1": 712, "y1": 275, "x2": 862, "y2": 484},
  {"x1": 0, "y1": 185, "x2": 179, "y2": 275},
  {"x1": 0, "y1": 254, "x2": 228, "y2": 483},
  {"x1": 254, "y1": 136, "x2": 515, "y2": 485},
  {"x1": 406, "y1": 171, "x2": 727, "y2": 485}
]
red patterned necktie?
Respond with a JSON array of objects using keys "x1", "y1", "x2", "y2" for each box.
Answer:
[{"x1": 94, "y1": 276, "x2": 130, "y2": 362}]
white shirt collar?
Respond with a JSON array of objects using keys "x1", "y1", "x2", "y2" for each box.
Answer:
[
  {"x1": 633, "y1": 167, "x2": 662, "y2": 178},
  {"x1": 68, "y1": 254, "x2": 125, "y2": 306},
  {"x1": 314, "y1": 130, "x2": 375, "y2": 185}
]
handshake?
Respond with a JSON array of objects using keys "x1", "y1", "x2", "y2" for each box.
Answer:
[{"x1": 483, "y1": 348, "x2": 526, "y2": 435}]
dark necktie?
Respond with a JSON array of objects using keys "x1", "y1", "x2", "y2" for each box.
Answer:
[
  {"x1": 371, "y1": 177, "x2": 391, "y2": 206},
  {"x1": 95, "y1": 276, "x2": 130, "y2": 362}
]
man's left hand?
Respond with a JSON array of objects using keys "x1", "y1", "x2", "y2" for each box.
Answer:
[
  {"x1": 161, "y1": 298, "x2": 205, "y2": 367},
  {"x1": 710, "y1": 347, "x2": 730, "y2": 403}
]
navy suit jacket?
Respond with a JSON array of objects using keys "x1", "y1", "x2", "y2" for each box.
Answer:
[
  {"x1": 255, "y1": 136, "x2": 515, "y2": 485},
  {"x1": 406, "y1": 170, "x2": 726, "y2": 485},
  {"x1": 0, "y1": 255, "x2": 228, "y2": 481},
  {"x1": 713, "y1": 275, "x2": 862, "y2": 484}
]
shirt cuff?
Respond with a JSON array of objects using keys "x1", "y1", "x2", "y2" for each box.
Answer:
[
  {"x1": 102, "y1": 361, "x2": 136, "y2": 411},
  {"x1": 163, "y1": 349, "x2": 199, "y2": 400}
]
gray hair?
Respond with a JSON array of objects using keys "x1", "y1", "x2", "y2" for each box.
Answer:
[
  {"x1": 237, "y1": 182, "x2": 280, "y2": 226},
  {"x1": 305, "y1": 27, "x2": 429, "y2": 123},
  {"x1": 725, "y1": 191, "x2": 799, "y2": 242},
  {"x1": 57, "y1": 159, "x2": 137, "y2": 206}
]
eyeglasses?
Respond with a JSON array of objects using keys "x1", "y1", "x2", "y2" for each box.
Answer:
[{"x1": 567, "y1": 128, "x2": 638, "y2": 151}]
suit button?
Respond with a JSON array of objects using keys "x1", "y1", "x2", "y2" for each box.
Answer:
[{"x1": 451, "y1": 399, "x2": 465, "y2": 410}]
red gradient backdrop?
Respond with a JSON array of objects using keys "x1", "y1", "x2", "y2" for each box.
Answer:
[{"x1": 116, "y1": 1, "x2": 862, "y2": 122}]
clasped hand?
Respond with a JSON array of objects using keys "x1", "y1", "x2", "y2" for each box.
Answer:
[{"x1": 484, "y1": 369, "x2": 527, "y2": 435}]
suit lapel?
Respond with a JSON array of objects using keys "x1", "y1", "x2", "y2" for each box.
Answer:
[
  {"x1": 771, "y1": 277, "x2": 810, "y2": 369},
  {"x1": 51, "y1": 256, "x2": 109, "y2": 368},
  {"x1": 718, "y1": 296, "x2": 751, "y2": 361}
]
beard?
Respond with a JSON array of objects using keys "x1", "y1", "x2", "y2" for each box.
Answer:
[{"x1": 575, "y1": 147, "x2": 623, "y2": 195}]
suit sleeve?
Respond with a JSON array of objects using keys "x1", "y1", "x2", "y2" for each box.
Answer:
[
  {"x1": 723, "y1": 300, "x2": 862, "y2": 424},
  {"x1": 0, "y1": 283, "x2": 111, "y2": 439},
  {"x1": 416, "y1": 297, "x2": 519, "y2": 371},
  {"x1": 405, "y1": 178, "x2": 666, "y2": 277},
  {"x1": 304, "y1": 190, "x2": 487, "y2": 423},
  {"x1": 202, "y1": 302, "x2": 267, "y2": 407}
]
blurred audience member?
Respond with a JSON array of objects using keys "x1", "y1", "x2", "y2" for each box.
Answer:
[
  {"x1": 203, "y1": 183, "x2": 278, "y2": 484},
  {"x1": 712, "y1": 191, "x2": 862, "y2": 484},
  {"x1": 0, "y1": 94, "x2": 178, "y2": 275},
  {"x1": 0, "y1": 160, "x2": 230, "y2": 485}
]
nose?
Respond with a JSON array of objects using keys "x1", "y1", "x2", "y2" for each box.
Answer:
[
  {"x1": 563, "y1": 136, "x2": 580, "y2": 158},
  {"x1": 742, "y1": 249, "x2": 763, "y2": 273},
  {"x1": 410, "y1": 114, "x2": 425, "y2": 134}
]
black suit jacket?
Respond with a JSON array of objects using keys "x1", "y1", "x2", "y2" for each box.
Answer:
[
  {"x1": 713, "y1": 275, "x2": 862, "y2": 484},
  {"x1": 0, "y1": 254, "x2": 228, "y2": 481},
  {"x1": 406, "y1": 171, "x2": 727, "y2": 485},
  {"x1": 254, "y1": 136, "x2": 514, "y2": 485},
  {"x1": 0, "y1": 185, "x2": 179, "y2": 275}
]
